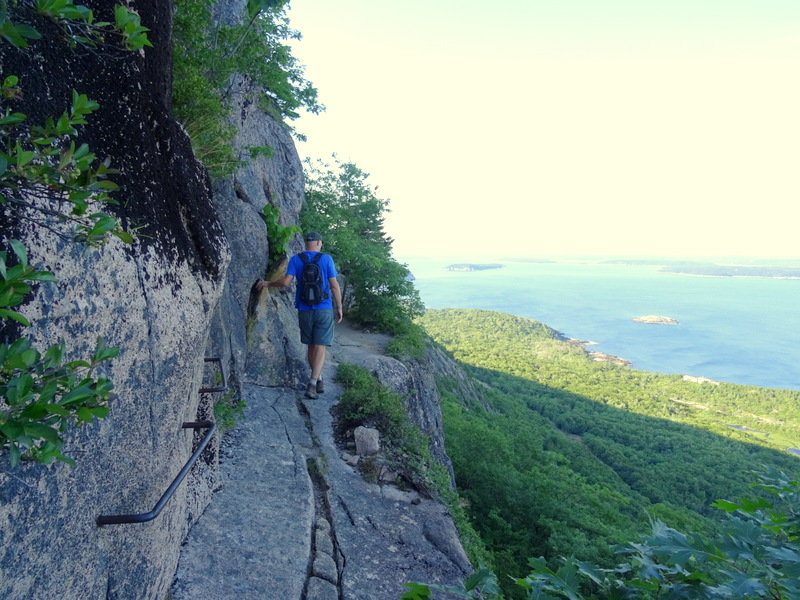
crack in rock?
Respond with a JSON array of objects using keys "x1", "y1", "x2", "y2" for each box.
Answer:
[{"x1": 301, "y1": 405, "x2": 344, "y2": 600}]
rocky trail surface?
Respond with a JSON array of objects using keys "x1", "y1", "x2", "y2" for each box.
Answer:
[{"x1": 170, "y1": 322, "x2": 470, "y2": 600}]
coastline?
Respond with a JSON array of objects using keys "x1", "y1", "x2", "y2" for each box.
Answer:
[{"x1": 405, "y1": 257, "x2": 800, "y2": 391}]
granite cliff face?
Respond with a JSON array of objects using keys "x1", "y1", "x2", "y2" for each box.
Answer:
[
  {"x1": 0, "y1": 2, "x2": 469, "y2": 598},
  {"x1": 1, "y1": 2, "x2": 229, "y2": 599}
]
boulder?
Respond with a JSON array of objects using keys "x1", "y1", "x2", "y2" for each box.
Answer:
[{"x1": 354, "y1": 426, "x2": 381, "y2": 456}]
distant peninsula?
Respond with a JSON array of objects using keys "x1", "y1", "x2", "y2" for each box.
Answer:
[
  {"x1": 601, "y1": 259, "x2": 800, "y2": 279},
  {"x1": 444, "y1": 263, "x2": 504, "y2": 272},
  {"x1": 632, "y1": 315, "x2": 679, "y2": 325},
  {"x1": 660, "y1": 265, "x2": 800, "y2": 279}
]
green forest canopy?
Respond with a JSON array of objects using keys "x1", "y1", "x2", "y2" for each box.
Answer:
[{"x1": 416, "y1": 308, "x2": 799, "y2": 596}]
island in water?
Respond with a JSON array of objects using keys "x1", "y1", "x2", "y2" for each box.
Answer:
[
  {"x1": 632, "y1": 315, "x2": 679, "y2": 325},
  {"x1": 444, "y1": 263, "x2": 504, "y2": 272}
]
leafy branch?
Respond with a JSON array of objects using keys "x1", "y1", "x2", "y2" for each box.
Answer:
[
  {"x1": 0, "y1": 0, "x2": 152, "y2": 51},
  {"x1": 0, "y1": 77, "x2": 131, "y2": 245},
  {"x1": 260, "y1": 203, "x2": 300, "y2": 272}
]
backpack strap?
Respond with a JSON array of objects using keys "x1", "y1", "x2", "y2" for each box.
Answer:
[{"x1": 298, "y1": 252, "x2": 325, "y2": 264}]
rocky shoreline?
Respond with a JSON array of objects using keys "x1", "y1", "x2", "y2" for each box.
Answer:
[{"x1": 563, "y1": 337, "x2": 633, "y2": 367}]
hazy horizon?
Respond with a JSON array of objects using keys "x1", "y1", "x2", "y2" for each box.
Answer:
[{"x1": 395, "y1": 253, "x2": 800, "y2": 263}]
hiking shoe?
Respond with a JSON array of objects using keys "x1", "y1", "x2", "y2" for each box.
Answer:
[
  {"x1": 305, "y1": 382, "x2": 318, "y2": 399},
  {"x1": 316, "y1": 378, "x2": 325, "y2": 394}
]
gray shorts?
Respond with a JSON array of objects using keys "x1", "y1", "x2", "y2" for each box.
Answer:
[{"x1": 298, "y1": 309, "x2": 334, "y2": 346}]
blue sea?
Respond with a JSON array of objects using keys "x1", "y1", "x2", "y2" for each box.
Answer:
[{"x1": 402, "y1": 256, "x2": 800, "y2": 392}]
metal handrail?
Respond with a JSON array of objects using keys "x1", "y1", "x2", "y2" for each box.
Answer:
[
  {"x1": 96, "y1": 421, "x2": 217, "y2": 526},
  {"x1": 200, "y1": 357, "x2": 227, "y2": 393}
]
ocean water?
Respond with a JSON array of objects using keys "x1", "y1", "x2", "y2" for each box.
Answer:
[{"x1": 402, "y1": 257, "x2": 800, "y2": 392}]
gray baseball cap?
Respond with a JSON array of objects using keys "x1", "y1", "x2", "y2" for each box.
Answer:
[{"x1": 305, "y1": 231, "x2": 322, "y2": 242}]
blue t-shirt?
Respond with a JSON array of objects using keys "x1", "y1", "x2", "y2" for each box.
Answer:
[{"x1": 286, "y1": 251, "x2": 338, "y2": 311}]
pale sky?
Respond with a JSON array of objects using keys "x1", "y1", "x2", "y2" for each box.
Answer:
[{"x1": 287, "y1": 0, "x2": 800, "y2": 258}]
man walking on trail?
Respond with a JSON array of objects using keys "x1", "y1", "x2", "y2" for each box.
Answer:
[{"x1": 257, "y1": 232, "x2": 343, "y2": 399}]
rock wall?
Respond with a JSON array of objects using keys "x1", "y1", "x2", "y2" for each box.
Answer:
[
  {"x1": 0, "y1": 2, "x2": 230, "y2": 599},
  {"x1": 206, "y1": 75, "x2": 308, "y2": 393}
]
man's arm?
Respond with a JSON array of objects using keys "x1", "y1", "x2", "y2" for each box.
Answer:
[
  {"x1": 256, "y1": 274, "x2": 293, "y2": 290},
  {"x1": 329, "y1": 277, "x2": 343, "y2": 323}
]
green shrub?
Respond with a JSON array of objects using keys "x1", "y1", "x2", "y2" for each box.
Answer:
[
  {"x1": 335, "y1": 363, "x2": 439, "y2": 490},
  {"x1": 400, "y1": 567, "x2": 501, "y2": 600},
  {"x1": 385, "y1": 322, "x2": 426, "y2": 360},
  {"x1": 335, "y1": 363, "x2": 407, "y2": 438},
  {"x1": 335, "y1": 363, "x2": 498, "y2": 580},
  {"x1": 213, "y1": 390, "x2": 246, "y2": 434}
]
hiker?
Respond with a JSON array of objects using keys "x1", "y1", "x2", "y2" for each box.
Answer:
[{"x1": 256, "y1": 231, "x2": 343, "y2": 399}]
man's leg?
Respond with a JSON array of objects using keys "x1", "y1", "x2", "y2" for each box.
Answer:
[
  {"x1": 301, "y1": 309, "x2": 334, "y2": 398},
  {"x1": 307, "y1": 344, "x2": 326, "y2": 380},
  {"x1": 304, "y1": 344, "x2": 326, "y2": 399}
]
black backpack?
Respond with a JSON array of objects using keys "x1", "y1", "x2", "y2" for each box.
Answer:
[{"x1": 299, "y1": 252, "x2": 328, "y2": 306}]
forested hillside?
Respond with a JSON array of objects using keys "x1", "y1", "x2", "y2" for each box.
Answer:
[{"x1": 416, "y1": 308, "x2": 799, "y2": 596}]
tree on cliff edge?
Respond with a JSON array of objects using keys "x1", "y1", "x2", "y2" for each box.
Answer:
[{"x1": 301, "y1": 156, "x2": 422, "y2": 333}]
